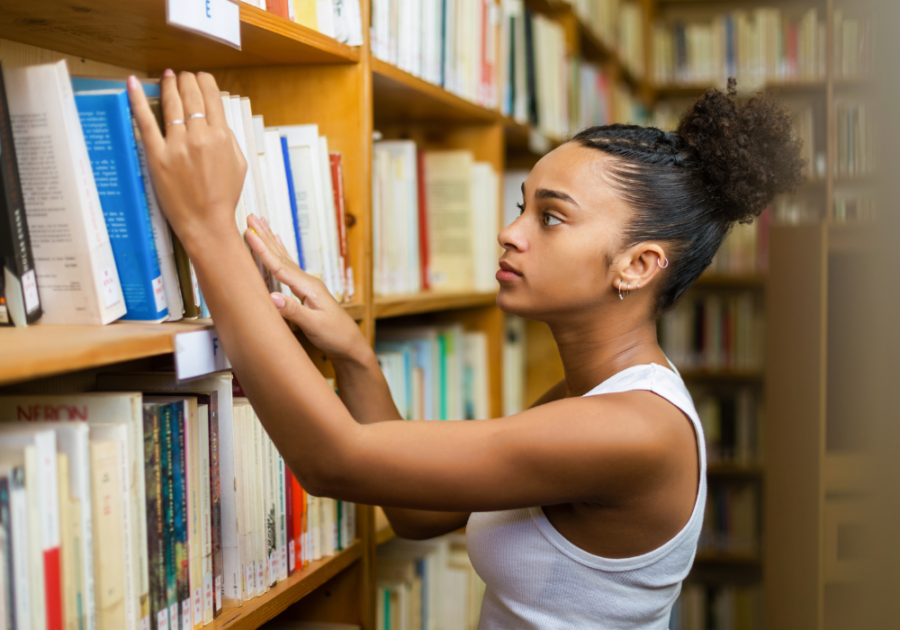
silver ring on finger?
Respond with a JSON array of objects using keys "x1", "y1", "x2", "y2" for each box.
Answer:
[
  {"x1": 166, "y1": 119, "x2": 185, "y2": 127},
  {"x1": 189, "y1": 112, "x2": 206, "y2": 120}
]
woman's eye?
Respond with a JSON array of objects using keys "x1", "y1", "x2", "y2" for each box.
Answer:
[
  {"x1": 542, "y1": 213, "x2": 562, "y2": 226},
  {"x1": 516, "y1": 202, "x2": 525, "y2": 216}
]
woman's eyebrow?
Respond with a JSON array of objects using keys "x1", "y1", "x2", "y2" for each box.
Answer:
[{"x1": 534, "y1": 188, "x2": 580, "y2": 208}]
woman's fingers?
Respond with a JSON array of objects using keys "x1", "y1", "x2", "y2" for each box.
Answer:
[
  {"x1": 270, "y1": 292, "x2": 311, "y2": 325},
  {"x1": 177, "y1": 72, "x2": 207, "y2": 128},
  {"x1": 160, "y1": 70, "x2": 185, "y2": 134},
  {"x1": 126, "y1": 76, "x2": 165, "y2": 156},
  {"x1": 196, "y1": 72, "x2": 227, "y2": 128}
]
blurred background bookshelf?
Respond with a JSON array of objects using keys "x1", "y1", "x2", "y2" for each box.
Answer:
[{"x1": 0, "y1": 0, "x2": 876, "y2": 628}]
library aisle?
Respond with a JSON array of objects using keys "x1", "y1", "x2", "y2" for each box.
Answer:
[{"x1": 0, "y1": 0, "x2": 881, "y2": 629}]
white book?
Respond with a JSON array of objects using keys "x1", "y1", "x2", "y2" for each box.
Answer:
[
  {"x1": 344, "y1": 0, "x2": 364, "y2": 46},
  {"x1": 0, "y1": 455, "x2": 31, "y2": 630},
  {"x1": 273, "y1": 125, "x2": 329, "y2": 287},
  {"x1": 374, "y1": 141, "x2": 419, "y2": 295},
  {"x1": 248, "y1": 407, "x2": 265, "y2": 595},
  {"x1": 321, "y1": 498, "x2": 335, "y2": 557},
  {"x1": 470, "y1": 162, "x2": 499, "y2": 292},
  {"x1": 275, "y1": 449, "x2": 288, "y2": 581},
  {"x1": 463, "y1": 331, "x2": 489, "y2": 419},
  {"x1": 231, "y1": 400, "x2": 253, "y2": 601},
  {"x1": 4, "y1": 60, "x2": 126, "y2": 325},
  {"x1": 196, "y1": 404, "x2": 214, "y2": 624},
  {"x1": 220, "y1": 93, "x2": 249, "y2": 235},
  {"x1": 0, "y1": 427, "x2": 60, "y2": 630},
  {"x1": 230, "y1": 97, "x2": 261, "y2": 228},
  {"x1": 0, "y1": 399, "x2": 99, "y2": 630},
  {"x1": 264, "y1": 431, "x2": 277, "y2": 587},
  {"x1": 95, "y1": 373, "x2": 239, "y2": 609},
  {"x1": 317, "y1": 136, "x2": 344, "y2": 300},
  {"x1": 261, "y1": 130, "x2": 302, "y2": 273},
  {"x1": 240, "y1": 101, "x2": 270, "y2": 228}
]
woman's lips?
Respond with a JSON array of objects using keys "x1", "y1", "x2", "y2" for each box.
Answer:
[{"x1": 497, "y1": 261, "x2": 523, "y2": 282}]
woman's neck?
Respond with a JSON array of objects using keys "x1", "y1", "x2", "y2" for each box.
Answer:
[{"x1": 548, "y1": 307, "x2": 667, "y2": 398}]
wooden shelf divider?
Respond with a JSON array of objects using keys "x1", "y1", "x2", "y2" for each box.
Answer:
[{"x1": 208, "y1": 540, "x2": 363, "y2": 630}]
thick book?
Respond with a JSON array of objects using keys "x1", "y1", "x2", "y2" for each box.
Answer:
[
  {"x1": 284, "y1": 464, "x2": 295, "y2": 575},
  {"x1": 196, "y1": 403, "x2": 214, "y2": 624},
  {"x1": 96, "y1": 374, "x2": 236, "y2": 610},
  {"x1": 142, "y1": 402, "x2": 168, "y2": 630},
  {"x1": 0, "y1": 454, "x2": 27, "y2": 630},
  {"x1": 416, "y1": 149, "x2": 430, "y2": 291},
  {"x1": 260, "y1": 128, "x2": 301, "y2": 277},
  {"x1": 329, "y1": 152, "x2": 354, "y2": 300},
  {"x1": 0, "y1": 64, "x2": 42, "y2": 326},
  {"x1": 74, "y1": 89, "x2": 167, "y2": 322},
  {"x1": 3, "y1": 60, "x2": 125, "y2": 325},
  {"x1": 279, "y1": 136, "x2": 306, "y2": 270},
  {"x1": 422, "y1": 151, "x2": 474, "y2": 291}
]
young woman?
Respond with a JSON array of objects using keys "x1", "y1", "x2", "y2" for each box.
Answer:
[{"x1": 127, "y1": 72, "x2": 802, "y2": 628}]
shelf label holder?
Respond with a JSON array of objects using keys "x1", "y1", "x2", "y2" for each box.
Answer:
[
  {"x1": 174, "y1": 328, "x2": 232, "y2": 381},
  {"x1": 167, "y1": 0, "x2": 242, "y2": 50}
]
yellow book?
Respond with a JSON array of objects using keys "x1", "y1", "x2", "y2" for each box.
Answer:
[
  {"x1": 292, "y1": 0, "x2": 318, "y2": 30},
  {"x1": 91, "y1": 440, "x2": 126, "y2": 630},
  {"x1": 57, "y1": 453, "x2": 78, "y2": 630}
]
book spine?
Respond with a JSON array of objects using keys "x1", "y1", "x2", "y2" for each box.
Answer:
[
  {"x1": 279, "y1": 137, "x2": 305, "y2": 270},
  {"x1": 196, "y1": 404, "x2": 213, "y2": 625},
  {"x1": 143, "y1": 405, "x2": 167, "y2": 630},
  {"x1": 171, "y1": 405, "x2": 190, "y2": 630},
  {"x1": 0, "y1": 475, "x2": 14, "y2": 630},
  {"x1": 90, "y1": 441, "x2": 126, "y2": 630},
  {"x1": 160, "y1": 404, "x2": 177, "y2": 630},
  {"x1": 186, "y1": 403, "x2": 202, "y2": 630},
  {"x1": 291, "y1": 476, "x2": 303, "y2": 570},
  {"x1": 276, "y1": 450, "x2": 287, "y2": 581},
  {"x1": 0, "y1": 65, "x2": 41, "y2": 326},
  {"x1": 284, "y1": 465, "x2": 294, "y2": 575},
  {"x1": 207, "y1": 395, "x2": 223, "y2": 613},
  {"x1": 9, "y1": 467, "x2": 29, "y2": 630},
  {"x1": 74, "y1": 92, "x2": 166, "y2": 322}
]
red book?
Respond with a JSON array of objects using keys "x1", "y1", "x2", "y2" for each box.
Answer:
[
  {"x1": 329, "y1": 153, "x2": 352, "y2": 300},
  {"x1": 291, "y1": 475, "x2": 304, "y2": 569},
  {"x1": 284, "y1": 464, "x2": 295, "y2": 575},
  {"x1": 265, "y1": 0, "x2": 290, "y2": 19},
  {"x1": 416, "y1": 150, "x2": 430, "y2": 290}
]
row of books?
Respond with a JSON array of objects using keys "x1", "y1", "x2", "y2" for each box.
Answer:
[
  {"x1": 0, "y1": 372, "x2": 355, "y2": 630},
  {"x1": 659, "y1": 293, "x2": 765, "y2": 373},
  {"x1": 693, "y1": 388, "x2": 760, "y2": 467},
  {"x1": 568, "y1": 0, "x2": 619, "y2": 52},
  {"x1": 371, "y1": 0, "x2": 500, "y2": 109},
  {"x1": 0, "y1": 60, "x2": 353, "y2": 328},
  {"x1": 240, "y1": 0, "x2": 364, "y2": 46},
  {"x1": 376, "y1": 535, "x2": 484, "y2": 630},
  {"x1": 704, "y1": 215, "x2": 769, "y2": 277},
  {"x1": 836, "y1": 102, "x2": 875, "y2": 178},
  {"x1": 373, "y1": 143, "x2": 499, "y2": 296},
  {"x1": 376, "y1": 326, "x2": 489, "y2": 422},
  {"x1": 833, "y1": 11, "x2": 874, "y2": 80},
  {"x1": 652, "y1": 8, "x2": 827, "y2": 87},
  {"x1": 793, "y1": 102, "x2": 828, "y2": 181},
  {"x1": 700, "y1": 484, "x2": 759, "y2": 556},
  {"x1": 834, "y1": 193, "x2": 876, "y2": 224},
  {"x1": 670, "y1": 584, "x2": 761, "y2": 630}
]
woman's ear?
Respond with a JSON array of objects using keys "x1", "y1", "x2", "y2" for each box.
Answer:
[{"x1": 615, "y1": 244, "x2": 667, "y2": 295}]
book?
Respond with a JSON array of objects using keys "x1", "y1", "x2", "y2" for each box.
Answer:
[
  {"x1": 56, "y1": 452, "x2": 79, "y2": 630},
  {"x1": 278, "y1": 135, "x2": 306, "y2": 272},
  {"x1": 0, "y1": 63, "x2": 42, "y2": 327},
  {"x1": 0, "y1": 468, "x2": 12, "y2": 630},
  {"x1": 142, "y1": 402, "x2": 168, "y2": 630},
  {"x1": 330, "y1": 151, "x2": 352, "y2": 300},
  {"x1": 195, "y1": 403, "x2": 214, "y2": 624},
  {"x1": 89, "y1": 440, "x2": 125, "y2": 630},
  {"x1": 422, "y1": 151, "x2": 474, "y2": 291},
  {"x1": 3, "y1": 60, "x2": 125, "y2": 325},
  {"x1": 0, "y1": 454, "x2": 29, "y2": 630},
  {"x1": 260, "y1": 128, "x2": 301, "y2": 277},
  {"x1": 73, "y1": 88, "x2": 168, "y2": 322}
]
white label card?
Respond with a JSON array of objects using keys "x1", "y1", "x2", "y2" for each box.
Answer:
[
  {"x1": 167, "y1": 0, "x2": 241, "y2": 49},
  {"x1": 174, "y1": 328, "x2": 231, "y2": 381}
]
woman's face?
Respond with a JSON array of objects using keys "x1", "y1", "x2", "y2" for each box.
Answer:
[{"x1": 496, "y1": 142, "x2": 633, "y2": 321}]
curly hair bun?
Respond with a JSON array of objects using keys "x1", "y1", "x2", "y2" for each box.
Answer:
[{"x1": 677, "y1": 78, "x2": 805, "y2": 224}]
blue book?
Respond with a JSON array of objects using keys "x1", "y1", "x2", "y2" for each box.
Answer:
[
  {"x1": 199, "y1": 286, "x2": 211, "y2": 319},
  {"x1": 279, "y1": 136, "x2": 306, "y2": 270},
  {"x1": 171, "y1": 401, "x2": 190, "y2": 630},
  {"x1": 71, "y1": 78, "x2": 160, "y2": 97},
  {"x1": 74, "y1": 89, "x2": 167, "y2": 321}
]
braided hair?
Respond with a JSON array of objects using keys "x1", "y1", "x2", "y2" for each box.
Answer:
[{"x1": 572, "y1": 80, "x2": 804, "y2": 312}]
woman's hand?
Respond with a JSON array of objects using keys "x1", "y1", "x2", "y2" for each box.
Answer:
[
  {"x1": 128, "y1": 71, "x2": 246, "y2": 255},
  {"x1": 245, "y1": 213, "x2": 370, "y2": 365}
]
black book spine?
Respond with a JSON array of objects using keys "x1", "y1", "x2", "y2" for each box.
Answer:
[
  {"x1": 524, "y1": 12, "x2": 538, "y2": 128},
  {"x1": 0, "y1": 64, "x2": 41, "y2": 326}
]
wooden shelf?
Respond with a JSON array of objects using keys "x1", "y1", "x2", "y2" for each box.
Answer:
[
  {"x1": 376, "y1": 525, "x2": 396, "y2": 546},
  {"x1": 374, "y1": 291, "x2": 498, "y2": 319},
  {"x1": 695, "y1": 551, "x2": 762, "y2": 566},
  {"x1": 372, "y1": 58, "x2": 500, "y2": 124},
  {"x1": 679, "y1": 369, "x2": 765, "y2": 382},
  {"x1": 208, "y1": 540, "x2": 363, "y2": 630},
  {"x1": 0, "y1": 1, "x2": 359, "y2": 73},
  {"x1": 0, "y1": 301, "x2": 362, "y2": 387},
  {"x1": 707, "y1": 463, "x2": 765, "y2": 479},
  {"x1": 694, "y1": 274, "x2": 766, "y2": 289}
]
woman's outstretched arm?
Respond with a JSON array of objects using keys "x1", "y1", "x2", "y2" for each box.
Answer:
[{"x1": 128, "y1": 71, "x2": 690, "y2": 514}]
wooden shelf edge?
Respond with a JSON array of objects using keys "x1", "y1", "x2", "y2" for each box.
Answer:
[
  {"x1": 376, "y1": 525, "x2": 396, "y2": 546},
  {"x1": 240, "y1": 4, "x2": 361, "y2": 65},
  {"x1": 209, "y1": 540, "x2": 363, "y2": 630},
  {"x1": 374, "y1": 291, "x2": 498, "y2": 319}
]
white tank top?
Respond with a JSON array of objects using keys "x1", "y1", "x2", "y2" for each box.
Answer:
[{"x1": 466, "y1": 363, "x2": 706, "y2": 629}]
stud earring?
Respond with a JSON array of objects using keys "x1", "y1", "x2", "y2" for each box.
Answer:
[{"x1": 627, "y1": 282, "x2": 631, "y2": 296}]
